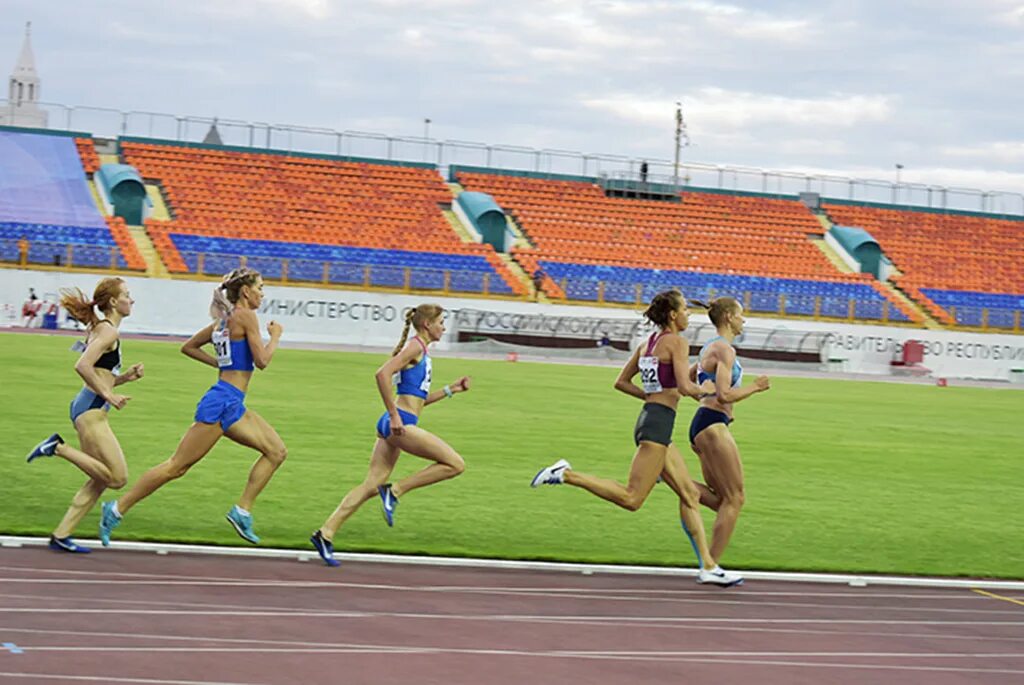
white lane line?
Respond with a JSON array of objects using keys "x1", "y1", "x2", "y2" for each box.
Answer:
[
  {"x1": 6, "y1": 646, "x2": 1024, "y2": 677},
  {"x1": 0, "y1": 588, "x2": 1001, "y2": 620},
  {"x1": 1, "y1": 607, "x2": 1021, "y2": 626},
  {"x1": 0, "y1": 579, "x2": 1014, "y2": 615},
  {"x1": 5, "y1": 623, "x2": 1023, "y2": 651},
  {"x1": 0, "y1": 564, "x2": 1016, "y2": 601},
  {"x1": 0, "y1": 674, "x2": 264, "y2": 685},
  {"x1": 13, "y1": 646, "x2": 1024, "y2": 658},
  {"x1": 4, "y1": 660, "x2": 1024, "y2": 680},
  {"x1": 5, "y1": 536, "x2": 1024, "y2": 591}
]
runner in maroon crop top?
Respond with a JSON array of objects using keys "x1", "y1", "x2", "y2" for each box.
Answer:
[{"x1": 531, "y1": 289, "x2": 743, "y2": 586}]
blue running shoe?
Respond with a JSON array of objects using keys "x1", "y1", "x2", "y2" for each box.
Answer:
[
  {"x1": 49, "y1": 535, "x2": 92, "y2": 554},
  {"x1": 27, "y1": 433, "x2": 63, "y2": 463},
  {"x1": 377, "y1": 484, "x2": 398, "y2": 527},
  {"x1": 98, "y1": 501, "x2": 121, "y2": 547},
  {"x1": 310, "y1": 530, "x2": 341, "y2": 567},
  {"x1": 226, "y1": 505, "x2": 260, "y2": 544}
]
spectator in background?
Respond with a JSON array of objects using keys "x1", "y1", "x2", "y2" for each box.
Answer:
[
  {"x1": 22, "y1": 288, "x2": 40, "y2": 327},
  {"x1": 640, "y1": 161, "x2": 649, "y2": 184},
  {"x1": 532, "y1": 269, "x2": 545, "y2": 301},
  {"x1": 18, "y1": 236, "x2": 29, "y2": 266}
]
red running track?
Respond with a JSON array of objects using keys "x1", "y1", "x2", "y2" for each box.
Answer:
[{"x1": 0, "y1": 547, "x2": 1022, "y2": 684}]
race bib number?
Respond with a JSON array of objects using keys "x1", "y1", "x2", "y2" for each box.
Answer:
[
  {"x1": 420, "y1": 356, "x2": 433, "y2": 394},
  {"x1": 212, "y1": 327, "x2": 233, "y2": 368},
  {"x1": 638, "y1": 355, "x2": 663, "y2": 394}
]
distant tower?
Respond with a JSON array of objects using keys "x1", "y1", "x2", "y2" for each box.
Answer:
[{"x1": 2, "y1": 22, "x2": 48, "y2": 128}]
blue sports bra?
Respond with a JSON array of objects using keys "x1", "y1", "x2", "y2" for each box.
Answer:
[
  {"x1": 212, "y1": 322, "x2": 255, "y2": 372},
  {"x1": 697, "y1": 336, "x2": 743, "y2": 389},
  {"x1": 394, "y1": 337, "x2": 432, "y2": 399}
]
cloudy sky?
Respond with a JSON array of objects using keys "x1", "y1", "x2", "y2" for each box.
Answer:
[{"x1": 3, "y1": 0, "x2": 1024, "y2": 203}]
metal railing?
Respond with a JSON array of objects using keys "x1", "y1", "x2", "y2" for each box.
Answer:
[
  {"x1": 3, "y1": 240, "x2": 1020, "y2": 330},
  {"x1": 1, "y1": 238, "x2": 128, "y2": 271},
  {"x1": 4, "y1": 98, "x2": 1024, "y2": 217}
]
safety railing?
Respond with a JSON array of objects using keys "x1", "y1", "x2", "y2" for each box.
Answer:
[
  {"x1": 3, "y1": 240, "x2": 1020, "y2": 329},
  {"x1": 0, "y1": 238, "x2": 128, "y2": 270},
  {"x1": 4, "y1": 98, "x2": 1024, "y2": 217}
]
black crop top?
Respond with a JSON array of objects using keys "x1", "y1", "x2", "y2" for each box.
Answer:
[
  {"x1": 95, "y1": 339, "x2": 121, "y2": 371},
  {"x1": 90, "y1": 321, "x2": 122, "y2": 372}
]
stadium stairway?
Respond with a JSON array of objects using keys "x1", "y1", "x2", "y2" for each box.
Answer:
[
  {"x1": 445, "y1": 183, "x2": 536, "y2": 294},
  {"x1": 127, "y1": 224, "x2": 169, "y2": 277},
  {"x1": 442, "y1": 208, "x2": 477, "y2": 243},
  {"x1": 886, "y1": 282, "x2": 942, "y2": 329},
  {"x1": 145, "y1": 184, "x2": 172, "y2": 221},
  {"x1": 811, "y1": 237, "x2": 855, "y2": 274},
  {"x1": 86, "y1": 180, "x2": 109, "y2": 217},
  {"x1": 504, "y1": 213, "x2": 534, "y2": 250},
  {"x1": 498, "y1": 253, "x2": 548, "y2": 302}
]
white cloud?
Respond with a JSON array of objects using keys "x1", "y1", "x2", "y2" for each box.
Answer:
[
  {"x1": 940, "y1": 141, "x2": 1024, "y2": 164},
  {"x1": 992, "y1": 3, "x2": 1024, "y2": 25},
  {"x1": 583, "y1": 88, "x2": 893, "y2": 130},
  {"x1": 255, "y1": 0, "x2": 332, "y2": 19}
]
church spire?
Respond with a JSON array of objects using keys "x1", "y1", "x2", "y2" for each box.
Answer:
[
  {"x1": 3, "y1": 20, "x2": 48, "y2": 127},
  {"x1": 14, "y1": 22, "x2": 38, "y2": 79}
]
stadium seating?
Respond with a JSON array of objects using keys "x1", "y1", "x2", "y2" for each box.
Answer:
[
  {"x1": 121, "y1": 141, "x2": 524, "y2": 295},
  {"x1": 0, "y1": 130, "x2": 140, "y2": 270},
  {"x1": 458, "y1": 171, "x2": 914, "y2": 321},
  {"x1": 824, "y1": 203, "x2": 1024, "y2": 327}
]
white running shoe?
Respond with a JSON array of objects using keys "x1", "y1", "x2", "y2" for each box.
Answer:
[
  {"x1": 696, "y1": 566, "x2": 744, "y2": 587},
  {"x1": 531, "y1": 459, "x2": 571, "y2": 487}
]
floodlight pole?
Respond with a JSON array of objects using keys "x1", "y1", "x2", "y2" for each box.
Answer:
[{"x1": 673, "y1": 102, "x2": 682, "y2": 187}]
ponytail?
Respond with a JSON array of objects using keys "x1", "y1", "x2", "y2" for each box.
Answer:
[
  {"x1": 392, "y1": 309, "x2": 416, "y2": 356},
  {"x1": 60, "y1": 288, "x2": 100, "y2": 328},
  {"x1": 209, "y1": 285, "x2": 233, "y2": 321},
  {"x1": 210, "y1": 267, "x2": 261, "y2": 321},
  {"x1": 393, "y1": 304, "x2": 444, "y2": 356},
  {"x1": 643, "y1": 289, "x2": 684, "y2": 328},
  {"x1": 694, "y1": 296, "x2": 741, "y2": 327},
  {"x1": 59, "y1": 277, "x2": 124, "y2": 329}
]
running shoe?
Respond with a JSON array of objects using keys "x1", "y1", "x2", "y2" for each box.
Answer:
[
  {"x1": 531, "y1": 459, "x2": 571, "y2": 487},
  {"x1": 49, "y1": 535, "x2": 92, "y2": 554},
  {"x1": 226, "y1": 505, "x2": 260, "y2": 544},
  {"x1": 98, "y1": 501, "x2": 121, "y2": 546},
  {"x1": 696, "y1": 566, "x2": 744, "y2": 587},
  {"x1": 309, "y1": 530, "x2": 341, "y2": 567},
  {"x1": 26, "y1": 433, "x2": 63, "y2": 463},
  {"x1": 377, "y1": 484, "x2": 399, "y2": 527}
]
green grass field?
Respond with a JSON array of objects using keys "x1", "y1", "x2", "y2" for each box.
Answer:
[{"x1": 2, "y1": 332, "x2": 1022, "y2": 579}]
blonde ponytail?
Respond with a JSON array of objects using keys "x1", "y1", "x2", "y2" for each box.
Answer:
[
  {"x1": 210, "y1": 267, "x2": 261, "y2": 321},
  {"x1": 209, "y1": 285, "x2": 233, "y2": 321},
  {"x1": 392, "y1": 304, "x2": 444, "y2": 356},
  {"x1": 392, "y1": 309, "x2": 416, "y2": 356}
]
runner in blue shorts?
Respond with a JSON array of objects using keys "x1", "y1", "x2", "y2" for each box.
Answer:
[
  {"x1": 531, "y1": 289, "x2": 743, "y2": 586},
  {"x1": 25, "y1": 277, "x2": 144, "y2": 553},
  {"x1": 99, "y1": 268, "x2": 286, "y2": 546},
  {"x1": 310, "y1": 304, "x2": 470, "y2": 566},
  {"x1": 687, "y1": 297, "x2": 770, "y2": 563}
]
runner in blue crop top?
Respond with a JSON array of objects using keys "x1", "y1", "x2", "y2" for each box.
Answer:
[
  {"x1": 686, "y1": 297, "x2": 770, "y2": 565},
  {"x1": 530, "y1": 289, "x2": 744, "y2": 587},
  {"x1": 26, "y1": 277, "x2": 144, "y2": 554},
  {"x1": 100, "y1": 268, "x2": 288, "y2": 548},
  {"x1": 697, "y1": 336, "x2": 744, "y2": 389},
  {"x1": 311, "y1": 304, "x2": 472, "y2": 567}
]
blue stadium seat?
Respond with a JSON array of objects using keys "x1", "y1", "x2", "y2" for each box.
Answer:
[{"x1": 169, "y1": 234, "x2": 508, "y2": 295}]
